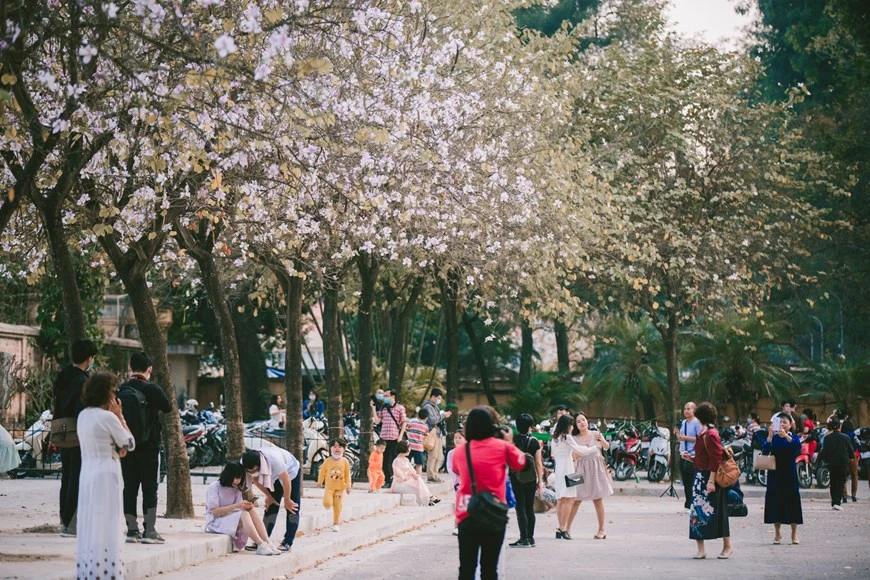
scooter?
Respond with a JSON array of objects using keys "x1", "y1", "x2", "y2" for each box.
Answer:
[
  {"x1": 646, "y1": 423, "x2": 671, "y2": 483},
  {"x1": 614, "y1": 426, "x2": 642, "y2": 481}
]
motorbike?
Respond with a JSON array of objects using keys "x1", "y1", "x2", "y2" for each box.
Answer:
[
  {"x1": 10, "y1": 410, "x2": 57, "y2": 477},
  {"x1": 721, "y1": 426, "x2": 753, "y2": 484},
  {"x1": 646, "y1": 423, "x2": 671, "y2": 483},
  {"x1": 614, "y1": 426, "x2": 642, "y2": 481},
  {"x1": 183, "y1": 423, "x2": 208, "y2": 468}
]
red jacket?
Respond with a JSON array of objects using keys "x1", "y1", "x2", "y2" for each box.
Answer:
[{"x1": 693, "y1": 428, "x2": 724, "y2": 472}]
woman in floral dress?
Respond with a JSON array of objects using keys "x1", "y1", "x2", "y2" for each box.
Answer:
[{"x1": 689, "y1": 402, "x2": 732, "y2": 559}]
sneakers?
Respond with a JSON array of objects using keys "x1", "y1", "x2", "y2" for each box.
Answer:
[
  {"x1": 278, "y1": 542, "x2": 292, "y2": 552},
  {"x1": 833, "y1": 504, "x2": 842, "y2": 511},
  {"x1": 427, "y1": 477, "x2": 442, "y2": 483},
  {"x1": 851, "y1": 496, "x2": 857, "y2": 503},
  {"x1": 60, "y1": 526, "x2": 77, "y2": 538},
  {"x1": 332, "y1": 525, "x2": 340, "y2": 532},
  {"x1": 428, "y1": 498, "x2": 441, "y2": 506},
  {"x1": 141, "y1": 530, "x2": 166, "y2": 544},
  {"x1": 509, "y1": 539, "x2": 531, "y2": 548},
  {"x1": 256, "y1": 543, "x2": 277, "y2": 556},
  {"x1": 125, "y1": 531, "x2": 142, "y2": 543},
  {"x1": 528, "y1": 539, "x2": 536, "y2": 547},
  {"x1": 452, "y1": 527, "x2": 459, "y2": 536}
]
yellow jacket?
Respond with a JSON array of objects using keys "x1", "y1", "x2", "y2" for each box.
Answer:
[{"x1": 318, "y1": 456, "x2": 351, "y2": 492}]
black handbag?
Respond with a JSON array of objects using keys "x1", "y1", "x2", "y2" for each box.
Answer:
[
  {"x1": 465, "y1": 443, "x2": 509, "y2": 532},
  {"x1": 565, "y1": 472, "x2": 585, "y2": 487}
]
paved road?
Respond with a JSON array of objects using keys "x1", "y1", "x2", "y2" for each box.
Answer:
[{"x1": 300, "y1": 494, "x2": 870, "y2": 580}]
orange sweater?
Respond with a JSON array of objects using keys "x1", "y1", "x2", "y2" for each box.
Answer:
[{"x1": 368, "y1": 450, "x2": 384, "y2": 472}]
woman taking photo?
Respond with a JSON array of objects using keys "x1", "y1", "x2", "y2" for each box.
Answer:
[
  {"x1": 268, "y1": 395, "x2": 286, "y2": 430},
  {"x1": 689, "y1": 402, "x2": 732, "y2": 559},
  {"x1": 572, "y1": 412, "x2": 613, "y2": 539},
  {"x1": 205, "y1": 462, "x2": 278, "y2": 555},
  {"x1": 762, "y1": 413, "x2": 803, "y2": 544},
  {"x1": 451, "y1": 407, "x2": 526, "y2": 580},
  {"x1": 76, "y1": 372, "x2": 136, "y2": 579},
  {"x1": 303, "y1": 389, "x2": 325, "y2": 420},
  {"x1": 550, "y1": 414, "x2": 597, "y2": 540}
]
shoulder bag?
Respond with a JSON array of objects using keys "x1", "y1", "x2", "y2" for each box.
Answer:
[
  {"x1": 703, "y1": 431, "x2": 740, "y2": 487},
  {"x1": 50, "y1": 416, "x2": 79, "y2": 448},
  {"x1": 465, "y1": 442, "x2": 509, "y2": 532}
]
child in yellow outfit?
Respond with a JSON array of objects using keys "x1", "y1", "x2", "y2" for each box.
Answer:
[
  {"x1": 318, "y1": 439, "x2": 352, "y2": 532},
  {"x1": 367, "y1": 440, "x2": 387, "y2": 492}
]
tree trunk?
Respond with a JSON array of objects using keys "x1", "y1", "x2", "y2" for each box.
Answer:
[
  {"x1": 519, "y1": 319, "x2": 534, "y2": 389},
  {"x1": 231, "y1": 305, "x2": 270, "y2": 421},
  {"x1": 461, "y1": 312, "x2": 497, "y2": 406},
  {"x1": 190, "y1": 250, "x2": 245, "y2": 462},
  {"x1": 120, "y1": 266, "x2": 194, "y2": 517},
  {"x1": 387, "y1": 277, "x2": 424, "y2": 394},
  {"x1": 322, "y1": 282, "x2": 343, "y2": 441},
  {"x1": 284, "y1": 273, "x2": 305, "y2": 462},
  {"x1": 438, "y1": 271, "x2": 461, "y2": 445},
  {"x1": 356, "y1": 254, "x2": 379, "y2": 477},
  {"x1": 660, "y1": 312, "x2": 681, "y2": 484},
  {"x1": 42, "y1": 211, "x2": 87, "y2": 354},
  {"x1": 555, "y1": 320, "x2": 570, "y2": 374}
]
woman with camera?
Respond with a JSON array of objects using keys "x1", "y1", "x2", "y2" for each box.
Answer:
[
  {"x1": 451, "y1": 407, "x2": 526, "y2": 580},
  {"x1": 763, "y1": 413, "x2": 803, "y2": 544}
]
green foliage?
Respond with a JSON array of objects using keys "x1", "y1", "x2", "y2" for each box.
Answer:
[
  {"x1": 515, "y1": 0, "x2": 600, "y2": 36},
  {"x1": 35, "y1": 254, "x2": 106, "y2": 365},
  {"x1": 802, "y1": 355, "x2": 870, "y2": 423},
  {"x1": 581, "y1": 314, "x2": 665, "y2": 419},
  {"x1": 683, "y1": 315, "x2": 798, "y2": 417},
  {"x1": 501, "y1": 371, "x2": 585, "y2": 419}
]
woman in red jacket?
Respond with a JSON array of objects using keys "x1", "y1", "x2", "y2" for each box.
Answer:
[{"x1": 689, "y1": 402, "x2": 732, "y2": 560}]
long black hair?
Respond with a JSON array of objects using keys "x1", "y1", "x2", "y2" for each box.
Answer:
[{"x1": 552, "y1": 414, "x2": 578, "y2": 439}]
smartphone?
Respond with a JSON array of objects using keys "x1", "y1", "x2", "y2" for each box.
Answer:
[{"x1": 771, "y1": 416, "x2": 781, "y2": 433}]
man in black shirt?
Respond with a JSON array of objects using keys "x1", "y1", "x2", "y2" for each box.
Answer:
[
  {"x1": 819, "y1": 418, "x2": 854, "y2": 509},
  {"x1": 119, "y1": 352, "x2": 172, "y2": 544},
  {"x1": 52, "y1": 339, "x2": 97, "y2": 537}
]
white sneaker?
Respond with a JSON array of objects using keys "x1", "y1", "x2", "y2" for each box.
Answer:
[
  {"x1": 833, "y1": 504, "x2": 842, "y2": 511},
  {"x1": 256, "y1": 543, "x2": 275, "y2": 556},
  {"x1": 452, "y1": 527, "x2": 459, "y2": 536},
  {"x1": 332, "y1": 525, "x2": 340, "y2": 532}
]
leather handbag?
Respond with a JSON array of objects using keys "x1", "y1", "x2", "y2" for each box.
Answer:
[
  {"x1": 564, "y1": 472, "x2": 585, "y2": 487},
  {"x1": 754, "y1": 453, "x2": 776, "y2": 471},
  {"x1": 702, "y1": 431, "x2": 740, "y2": 487},
  {"x1": 465, "y1": 443, "x2": 509, "y2": 531},
  {"x1": 50, "y1": 416, "x2": 79, "y2": 448}
]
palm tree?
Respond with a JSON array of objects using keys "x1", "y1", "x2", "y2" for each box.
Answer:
[
  {"x1": 582, "y1": 314, "x2": 666, "y2": 420},
  {"x1": 683, "y1": 315, "x2": 797, "y2": 422},
  {"x1": 803, "y1": 356, "x2": 870, "y2": 424},
  {"x1": 502, "y1": 371, "x2": 586, "y2": 420}
]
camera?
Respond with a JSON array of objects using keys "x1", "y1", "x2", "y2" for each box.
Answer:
[{"x1": 494, "y1": 424, "x2": 509, "y2": 439}]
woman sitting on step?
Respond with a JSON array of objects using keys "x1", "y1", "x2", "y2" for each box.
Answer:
[
  {"x1": 205, "y1": 462, "x2": 280, "y2": 556},
  {"x1": 391, "y1": 441, "x2": 440, "y2": 506}
]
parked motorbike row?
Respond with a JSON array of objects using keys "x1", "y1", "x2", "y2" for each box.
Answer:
[
  {"x1": 243, "y1": 413, "x2": 364, "y2": 481},
  {"x1": 180, "y1": 408, "x2": 228, "y2": 468}
]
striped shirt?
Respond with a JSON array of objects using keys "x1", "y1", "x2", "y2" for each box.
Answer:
[{"x1": 407, "y1": 418, "x2": 429, "y2": 452}]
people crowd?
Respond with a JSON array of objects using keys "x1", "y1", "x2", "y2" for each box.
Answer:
[{"x1": 25, "y1": 341, "x2": 864, "y2": 579}]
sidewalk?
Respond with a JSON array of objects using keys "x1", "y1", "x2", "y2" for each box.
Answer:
[{"x1": 0, "y1": 476, "x2": 453, "y2": 580}]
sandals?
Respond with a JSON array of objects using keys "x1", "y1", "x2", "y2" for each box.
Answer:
[
  {"x1": 718, "y1": 550, "x2": 733, "y2": 559},
  {"x1": 593, "y1": 533, "x2": 607, "y2": 540}
]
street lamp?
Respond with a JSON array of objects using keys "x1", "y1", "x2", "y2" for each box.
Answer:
[{"x1": 810, "y1": 315, "x2": 824, "y2": 361}]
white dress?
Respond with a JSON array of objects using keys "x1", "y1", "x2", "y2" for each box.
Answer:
[
  {"x1": 0, "y1": 424, "x2": 20, "y2": 472},
  {"x1": 551, "y1": 436, "x2": 598, "y2": 499},
  {"x1": 76, "y1": 408, "x2": 135, "y2": 579}
]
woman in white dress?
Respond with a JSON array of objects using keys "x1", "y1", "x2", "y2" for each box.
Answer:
[
  {"x1": 572, "y1": 412, "x2": 613, "y2": 539},
  {"x1": 76, "y1": 372, "x2": 135, "y2": 580},
  {"x1": 268, "y1": 395, "x2": 286, "y2": 430},
  {"x1": 551, "y1": 414, "x2": 598, "y2": 539},
  {"x1": 390, "y1": 441, "x2": 439, "y2": 506}
]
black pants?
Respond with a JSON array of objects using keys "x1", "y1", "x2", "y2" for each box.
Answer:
[
  {"x1": 680, "y1": 458, "x2": 696, "y2": 509},
  {"x1": 830, "y1": 463, "x2": 848, "y2": 506},
  {"x1": 263, "y1": 471, "x2": 302, "y2": 546},
  {"x1": 510, "y1": 477, "x2": 537, "y2": 541},
  {"x1": 458, "y1": 517, "x2": 506, "y2": 580},
  {"x1": 382, "y1": 440, "x2": 399, "y2": 484},
  {"x1": 59, "y1": 447, "x2": 82, "y2": 529},
  {"x1": 121, "y1": 446, "x2": 160, "y2": 533}
]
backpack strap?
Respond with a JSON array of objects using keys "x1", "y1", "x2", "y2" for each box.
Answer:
[{"x1": 465, "y1": 442, "x2": 477, "y2": 496}]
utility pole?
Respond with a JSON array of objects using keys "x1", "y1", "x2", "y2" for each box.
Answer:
[
  {"x1": 811, "y1": 316, "x2": 824, "y2": 361},
  {"x1": 829, "y1": 292, "x2": 845, "y2": 357}
]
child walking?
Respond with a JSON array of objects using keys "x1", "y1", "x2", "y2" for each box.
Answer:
[
  {"x1": 318, "y1": 439, "x2": 352, "y2": 532},
  {"x1": 368, "y1": 440, "x2": 386, "y2": 492}
]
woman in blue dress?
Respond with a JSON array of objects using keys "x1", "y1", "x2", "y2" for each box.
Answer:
[{"x1": 762, "y1": 414, "x2": 803, "y2": 544}]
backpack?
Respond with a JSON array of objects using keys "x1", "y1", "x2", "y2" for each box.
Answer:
[
  {"x1": 510, "y1": 435, "x2": 538, "y2": 484},
  {"x1": 118, "y1": 383, "x2": 149, "y2": 446}
]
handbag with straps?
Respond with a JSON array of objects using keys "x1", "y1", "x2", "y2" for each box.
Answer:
[
  {"x1": 464, "y1": 442, "x2": 509, "y2": 532},
  {"x1": 754, "y1": 452, "x2": 776, "y2": 471},
  {"x1": 702, "y1": 430, "x2": 740, "y2": 488}
]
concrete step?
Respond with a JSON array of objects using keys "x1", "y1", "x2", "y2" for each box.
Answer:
[{"x1": 152, "y1": 498, "x2": 454, "y2": 580}]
